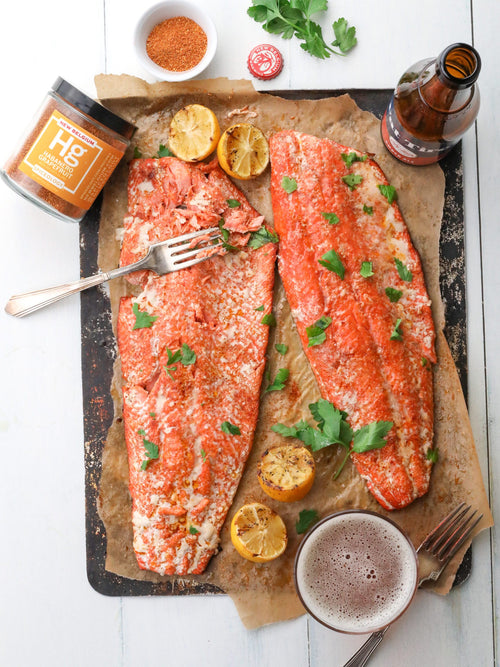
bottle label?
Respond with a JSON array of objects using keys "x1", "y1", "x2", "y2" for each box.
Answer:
[
  {"x1": 381, "y1": 98, "x2": 453, "y2": 165},
  {"x1": 19, "y1": 110, "x2": 123, "y2": 210}
]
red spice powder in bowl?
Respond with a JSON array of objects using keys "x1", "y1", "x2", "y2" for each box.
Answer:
[{"x1": 134, "y1": 1, "x2": 217, "y2": 81}]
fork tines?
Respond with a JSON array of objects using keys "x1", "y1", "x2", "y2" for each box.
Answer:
[
  {"x1": 166, "y1": 226, "x2": 221, "y2": 248},
  {"x1": 420, "y1": 502, "x2": 483, "y2": 562}
]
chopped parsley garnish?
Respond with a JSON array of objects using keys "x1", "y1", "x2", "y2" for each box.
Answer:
[
  {"x1": 341, "y1": 152, "x2": 367, "y2": 168},
  {"x1": 226, "y1": 198, "x2": 241, "y2": 208},
  {"x1": 157, "y1": 144, "x2": 173, "y2": 157},
  {"x1": 217, "y1": 219, "x2": 239, "y2": 251},
  {"x1": 255, "y1": 304, "x2": 265, "y2": 311},
  {"x1": 272, "y1": 398, "x2": 393, "y2": 479},
  {"x1": 261, "y1": 312, "x2": 276, "y2": 326},
  {"x1": 318, "y1": 249, "x2": 345, "y2": 279},
  {"x1": 132, "y1": 303, "x2": 158, "y2": 330},
  {"x1": 360, "y1": 261, "x2": 374, "y2": 278},
  {"x1": 426, "y1": 448, "x2": 439, "y2": 463},
  {"x1": 133, "y1": 146, "x2": 142, "y2": 159},
  {"x1": 275, "y1": 343, "x2": 288, "y2": 356},
  {"x1": 281, "y1": 176, "x2": 297, "y2": 193},
  {"x1": 201, "y1": 449, "x2": 207, "y2": 462},
  {"x1": 296, "y1": 509, "x2": 319, "y2": 535},
  {"x1": 363, "y1": 204, "x2": 373, "y2": 215},
  {"x1": 248, "y1": 226, "x2": 279, "y2": 249},
  {"x1": 394, "y1": 257, "x2": 413, "y2": 282},
  {"x1": 221, "y1": 421, "x2": 241, "y2": 435},
  {"x1": 342, "y1": 174, "x2": 363, "y2": 191},
  {"x1": 390, "y1": 318, "x2": 403, "y2": 341},
  {"x1": 421, "y1": 356, "x2": 428, "y2": 367},
  {"x1": 265, "y1": 368, "x2": 289, "y2": 392},
  {"x1": 306, "y1": 315, "x2": 332, "y2": 347},
  {"x1": 385, "y1": 286, "x2": 403, "y2": 302},
  {"x1": 378, "y1": 184, "x2": 397, "y2": 204},
  {"x1": 149, "y1": 412, "x2": 156, "y2": 419},
  {"x1": 138, "y1": 430, "x2": 160, "y2": 471},
  {"x1": 189, "y1": 525, "x2": 200, "y2": 535},
  {"x1": 321, "y1": 212, "x2": 340, "y2": 225},
  {"x1": 164, "y1": 343, "x2": 196, "y2": 378}
]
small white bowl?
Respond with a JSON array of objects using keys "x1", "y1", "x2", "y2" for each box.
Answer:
[{"x1": 134, "y1": 1, "x2": 217, "y2": 82}]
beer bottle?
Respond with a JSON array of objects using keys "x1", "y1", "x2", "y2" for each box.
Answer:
[{"x1": 381, "y1": 43, "x2": 481, "y2": 165}]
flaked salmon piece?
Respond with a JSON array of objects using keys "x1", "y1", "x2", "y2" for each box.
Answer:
[
  {"x1": 269, "y1": 130, "x2": 435, "y2": 510},
  {"x1": 117, "y1": 157, "x2": 276, "y2": 575}
]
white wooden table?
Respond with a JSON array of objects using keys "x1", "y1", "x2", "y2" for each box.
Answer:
[{"x1": 0, "y1": 1, "x2": 497, "y2": 665}]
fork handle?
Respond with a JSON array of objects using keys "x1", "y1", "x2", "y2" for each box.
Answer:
[
  {"x1": 342, "y1": 627, "x2": 388, "y2": 667},
  {"x1": 4, "y1": 263, "x2": 138, "y2": 318}
]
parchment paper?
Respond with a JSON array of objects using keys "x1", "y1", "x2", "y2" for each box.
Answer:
[{"x1": 94, "y1": 75, "x2": 493, "y2": 629}]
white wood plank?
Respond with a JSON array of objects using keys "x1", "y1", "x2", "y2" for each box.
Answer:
[
  {"x1": 0, "y1": 2, "x2": 122, "y2": 667},
  {"x1": 122, "y1": 595, "x2": 308, "y2": 667}
]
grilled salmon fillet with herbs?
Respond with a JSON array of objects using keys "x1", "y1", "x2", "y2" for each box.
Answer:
[
  {"x1": 117, "y1": 157, "x2": 276, "y2": 575},
  {"x1": 269, "y1": 130, "x2": 436, "y2": 510}
]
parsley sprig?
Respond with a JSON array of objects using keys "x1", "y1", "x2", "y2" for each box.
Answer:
[
  {"x1": 138, "y1": 429, "x2": 160, "y2": 471},
  {"x1": 247, "y1": 1, "x2": 357, "y2": 59},
  {"x1": 164, "y1": 343, "x2": 196, "y2": 379},
  {"x1": 272, "y1": 399, "x2": 393, "y2": 478}
]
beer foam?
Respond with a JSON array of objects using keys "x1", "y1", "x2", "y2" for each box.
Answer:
[{"x1": 295, "y1": 513, "x2": 417, "y2": 633}]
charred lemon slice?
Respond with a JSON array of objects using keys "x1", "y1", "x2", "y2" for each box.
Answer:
[
  {"x1": 230, "y1": 502, "x2": 287, "y2": 563},
  {"x1": 168, "y1": 104, "x2": 220, "y2": 162},
  {"x1": 258, "y1": 445, "x2": 315, "y2": 502},
  {"x1": 217, "y1": 123, "x2": 269, "y2": 179}
]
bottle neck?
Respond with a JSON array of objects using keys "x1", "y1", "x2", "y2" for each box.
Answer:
[{"x1": 420, "y1": 44, "x2": 480, "y2": 114}]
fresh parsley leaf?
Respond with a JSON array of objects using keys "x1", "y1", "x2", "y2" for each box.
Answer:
[
  {"x1": 394, "y1": 258, "x2": 413, "y2": 282},
  {"x1": 261, "y1": 312, "x2": 276, "y2": 326},
  {"x1": 341, "y1": 152, "x2": 367, "y2": 168},
  {"x1": 221, "y1": 421, "x2": 241, "y2": 435},
  {"x1": 201, "y1": 448, "x2": 207, "y2": 462},
  {"x1": 266, "y1": 368, "x2": 289, "y2": 392},
  {"x1": 166, "y1": 348, "x2": 182, "y2": 365},
  {"x1": 331, "y1": 17, "x2": 358, "y2": 54},
  {"x1": 363, "y1": 204, "x2": 373, "y2": 215},
  {"x1": 247, "y1": 1, "x2": 357, "y2": 60},
  {"x1": 296, "y1": 509, "x2": 319, "y2": 534},
  {"x1": 318, "y1": 249, "x2": 345, "y2": 279},
  {"x1": 255, "y1": 304, "x2": 265, "y2": 311},
  {"x1": 181, "y1": 343, "x2": 196, "y2": 365},
  {"x1": 218, "y1": 219, "x2": 230, "y2": 242},
  {"x1": 390, "y1": 318, "x2": 403, "y2": 341},
  {"x1": 351, "y1": 421, "x2": 393, "y2": 453},
  {"x1": 385, "y1": 286, "x2": 403, "y2": 302},
  {"x1": 139, "y1": 432, "x2": 160, "y2": 471},
  {"x1": 157, "y1": 144, "x2": 173, "y2": 157},
  {"x1": 149, "y1": 412, "x2": 156, "y2": 419},
  {"x1": 275, "y1": 343, "x2": 288, "y2": 355},
  {"x1": 378, "y1": 184, "x2": 397, "y2": 204},
  {"x1": 421, "y1": 356, "x2": 428, "y2": 367},
  {"x1": 281, "y1": 175, "x2": 297, "y2": 193},
  {"x1": 272, "y1": 399, "x2": 392, "y2": 479},
  {"x1": 342, "y1": 174, "x2": 363, "y2": 191},
  {"x1": 132, "y1": 303, "x2": 158, "y2": 330},
  {"x1": 133, "y1": 146, "x2": 142, "y2": 158},
  {"x1": 306, "y1": 315, "x2": 332, "y2": 347},
  {"x1": 426, "y1": 448, "x2": 439, "y2": 463},
  {"x1": 189, "y1": 525, "x2": 200, "y2": 535},
  {"x1": 226, "y1": 198, "x2": 241, "y2": 208},
  {"x1": 360, "y1": 261, "x2": 374, "y2": 278},
  {"x1": 321, "y1": 212, "x2": 340, "y2": 225},
  {"x1": 248, "y1": 226, "x2": 279, "y2": 249}
]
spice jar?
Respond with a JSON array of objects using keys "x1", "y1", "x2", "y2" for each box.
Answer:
[{"x1": 1, "y1": 78, "x2": 136, "y2": 222}]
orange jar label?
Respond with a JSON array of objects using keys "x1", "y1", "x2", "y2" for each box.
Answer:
[{"x1": 19, "y1": 110, "x2": 124, "y2": 210}]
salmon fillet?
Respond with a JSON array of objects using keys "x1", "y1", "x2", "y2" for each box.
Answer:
[
  {"x1": 117, "y1": 157, "x2": 276, "y2": 574},
  {"x1": 269, "y1": 130, "x2": 435, "y2": 510}
]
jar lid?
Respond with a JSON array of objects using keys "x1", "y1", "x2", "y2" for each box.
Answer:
[
  {"x1": 51, "y1": 77, "x2": 136, "y2": 139},
  {"x1": 247, "y1": 44, "x2": 283, "y2": 80}
]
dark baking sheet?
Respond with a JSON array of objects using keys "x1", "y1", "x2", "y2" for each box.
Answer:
[{"x1": 81, "y1": 89, "x2": 469, "y2": 596}]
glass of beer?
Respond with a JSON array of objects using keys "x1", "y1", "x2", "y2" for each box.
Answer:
[{"x1": 294, "y1": 510, "x2": 419, "y2": 634}]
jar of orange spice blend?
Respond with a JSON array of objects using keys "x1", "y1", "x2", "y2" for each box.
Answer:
[{"x1": 1, "y1": 78, "x2": 136, "y2": 222}]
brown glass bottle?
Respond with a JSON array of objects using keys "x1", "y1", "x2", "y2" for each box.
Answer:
[{"x1": 381, "y1": 43, "x2": 481, "y2": 165}]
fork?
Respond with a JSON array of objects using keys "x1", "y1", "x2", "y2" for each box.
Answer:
[
  {"x1": 343, "y1": 503, "x2": 483, "y2": 667},
  {"x1": 5, "y1": 227, "x2": 223, "y2": 318}
]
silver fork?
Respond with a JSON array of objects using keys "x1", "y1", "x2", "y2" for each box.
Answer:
[
  {"x1": 5, "y1": 226, "x2": 223, "y2": 318},
  {"x1": 343, "y1": 503, "x2": 483, "y2": 667}
]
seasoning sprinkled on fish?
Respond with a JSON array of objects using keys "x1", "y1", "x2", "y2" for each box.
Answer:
[{"x1": 269, "y1": 130, "x2": 435, "y2": 510}]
